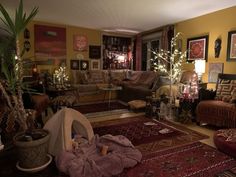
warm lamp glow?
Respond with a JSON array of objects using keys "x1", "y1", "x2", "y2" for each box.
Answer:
[{"x1": 195, "y1": 59, "x2": 206, "y2": 82}]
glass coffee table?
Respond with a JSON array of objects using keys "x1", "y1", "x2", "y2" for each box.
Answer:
[{"x1": 99, "y1": 86, "x2": 122, "y2": 108}]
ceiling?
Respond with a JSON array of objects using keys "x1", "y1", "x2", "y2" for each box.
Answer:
[{"x1": 1, "y1": 0, "x2": 236, "y2": 35}]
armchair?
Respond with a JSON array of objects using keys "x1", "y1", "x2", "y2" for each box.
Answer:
[{"x1": 196, "y1": 73, "x2": 236, "y2": 127}]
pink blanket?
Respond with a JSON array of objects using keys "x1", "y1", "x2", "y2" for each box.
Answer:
[{"x1": 55, "y1": 134, "x2": 142, "y2": 177}]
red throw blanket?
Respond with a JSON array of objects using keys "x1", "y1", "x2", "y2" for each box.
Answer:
[{"x1": 55, "y1": 134, "x2": 142, "y2": 177}]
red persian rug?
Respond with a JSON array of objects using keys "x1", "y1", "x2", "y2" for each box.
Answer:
[
  {"x1": 73, "y1": 101, "x2": 128, "y2": 114},
  {"x1": 93, "y1": 116, "x2": 184, "y2": 146},
  {"x1": 116, "y1": 142, "x2": 236, "y2": 177},
  {"x1": 92, "y1": 116, "x2": 208, "y2": 155}
]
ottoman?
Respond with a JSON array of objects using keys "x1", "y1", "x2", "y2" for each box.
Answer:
[
  {"x1": 51, "y1": 95, "x2": 77, "y2": 112},
  {"x1": 128, "y1": 100, "x2": 146, "y2": 111},
  {"x1": 214, "y1": 129, "x2": 236, "y2": 158}
]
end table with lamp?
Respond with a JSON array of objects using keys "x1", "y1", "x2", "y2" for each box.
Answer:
[{"x1": 176, "y1": 80, "x2": 199, "y2": 123}]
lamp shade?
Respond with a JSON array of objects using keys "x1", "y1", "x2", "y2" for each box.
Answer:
[{"x1": 195, "y1": 59, "x2": 206, "y2": 74}]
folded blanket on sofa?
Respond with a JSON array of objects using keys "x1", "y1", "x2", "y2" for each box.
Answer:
[{"x1": 55, "y1": 134, "x2": 142, "y2": 177}]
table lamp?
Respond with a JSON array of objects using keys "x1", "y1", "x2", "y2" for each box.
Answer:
[{"x1": 194, "y1": 59, "x2": 205, "y2": 83}]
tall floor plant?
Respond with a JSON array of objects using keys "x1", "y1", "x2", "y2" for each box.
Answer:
[{"x1": 0, "y1": 0, "x2": 38, "y2": 131}]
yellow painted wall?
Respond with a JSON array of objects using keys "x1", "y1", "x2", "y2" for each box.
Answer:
[
  {"x1": 21, "y1": 21, "x2": 102, "y2": 74},
  {"x1": 176, "y1": 6, "x2": 236, "y2": 89}
]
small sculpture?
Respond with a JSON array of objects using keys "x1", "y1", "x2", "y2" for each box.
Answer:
[{"x1": 215, "y1": 38, "x2": 222, "y2": 58}]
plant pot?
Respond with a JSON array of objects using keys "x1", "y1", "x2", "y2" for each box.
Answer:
[{"x1": 13, "y1": 129, "x2": 50, "y2": 170}]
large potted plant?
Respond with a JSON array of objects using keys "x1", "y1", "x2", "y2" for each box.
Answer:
[{"x1": 0, "y1": 0, "x2": 51, "y2": 171}]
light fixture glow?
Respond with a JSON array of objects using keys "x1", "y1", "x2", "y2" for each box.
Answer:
[{"x1": 194, "y1": 59, "x2": 206, "y2": 83}]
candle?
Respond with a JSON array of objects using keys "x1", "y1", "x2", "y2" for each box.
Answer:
[{"x1": 175, "y1": 99, "x2": 180, "y2": 107}]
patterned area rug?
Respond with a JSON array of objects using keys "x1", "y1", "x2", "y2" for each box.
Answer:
[
  {"x1": 116, "y1": 142, "x2": 236, "y2": 177},
  {"x1": 92, "y1": 116, "x2": 209, "y2": 155},
  {"x1": 73, "y1": 101, "x2": 128, "y2": 114}
]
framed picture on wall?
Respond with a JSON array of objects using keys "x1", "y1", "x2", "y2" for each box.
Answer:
[
  {"x1": 80, "y1": 60, "x2": 89, "y2": 70},
  {"x1": 89, "y1": 45, "x2": 101, "y2": 59},
  {"x1": 187, "y1": 35, "x2": 209, "y2": 62},
  {"x1": 73, "y1": 35, "x2": 88, "y2": 51},
  {"x1": 208, "y1": 63, "x2": 224, "y2": 83},
  {"x1": 34, "y1": 25, "x2": 66, "y2": 65},
  {"x1": 70, "y1": 60, "x2": 80, "y2": 70},
  {"x1": 227, "y1": 30, "x2": 236, "y2": 61},
  {"x1": 91, "y1": 60, "x2": 100, "y2": 70}
]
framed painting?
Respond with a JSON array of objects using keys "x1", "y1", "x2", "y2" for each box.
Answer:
[
  {"x1": 80, "y1": 60, "x2": 89, "y2": 70},
  {"x1": 208, "y1": 63, "x2": 224, "y2": 83},
  {"x1": 187, "y1": 35, "x2": 208, "y2": 62},
  {"x1": 73, "y1": 35, "x2": 88, "y2": 51},
  {"x1": 34, "y1": 25, "x2": 66, "y2": 65},
  {"x1": 70, "y1": 60, "x2": 80, "y2": 70},
  {"x1": 89, "y1": 45, "x2": 101, "y2": 59},
  {"x1": 91, "y1": 60, "x2": 100, "y2": 70},
  {"x1": 227, "y1": 30, "x2": 236, "y2": 61}
]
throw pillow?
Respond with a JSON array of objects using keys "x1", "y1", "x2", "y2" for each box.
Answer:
[
  {"x1": 136, "y1": 71, "x2": 156, "y2": 88},
  {"x1": 215, "y1": 79, "x2": 236, "y2": 101}
]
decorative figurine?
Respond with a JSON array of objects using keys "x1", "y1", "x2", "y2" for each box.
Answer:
[{"x1": 214, "y1": 38, "x2": 222, "y2": 58}]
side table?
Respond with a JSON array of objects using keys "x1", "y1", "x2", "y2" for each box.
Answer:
[
  {"x1": 99, "y1": 86, "x2": 122, "y2": 108},
  {"x1": 145, "y1": 96, "x2": 160, "y2": 118},
  {"x1": 177, "y1": 98, "x2": 198, "y2": 123}
]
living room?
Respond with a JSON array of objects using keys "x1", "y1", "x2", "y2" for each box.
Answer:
[{"x1": 0, "y1": 1, "x2": 236, "y2": 177}]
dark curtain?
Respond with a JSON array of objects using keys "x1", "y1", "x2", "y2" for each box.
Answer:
[
  {"x1": 135, "y1": 34, "x2": 142, "y2": 71},
  {"x1": 161, "y1": 25, "x2": 174, "y2": 69}
]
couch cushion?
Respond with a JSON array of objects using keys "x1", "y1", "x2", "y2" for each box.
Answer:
[
  {"x1": 110, "y1": 70, "x2": 126, "y2": 82},
  {"x1": 87, "y1": 70, "x2": 105, "y2": 84},
  {"x1": 76, "y1": 84, "x2": 98, "y2": 93},
  {"x1": 136, "y1": 71, "x2": 157, "y2": 88}
]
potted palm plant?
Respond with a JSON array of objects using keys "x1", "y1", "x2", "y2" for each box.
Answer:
[{"x1": 0, "y1": 0, "x2": 51, "y2": 171}]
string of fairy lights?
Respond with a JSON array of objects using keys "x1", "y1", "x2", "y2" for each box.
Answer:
[
  {"x1": 150, "y1": 32, "x2": 187, "y2": 83},
  {"x1": 53, "y1": 65, "x2": 69, "y2": 87}
]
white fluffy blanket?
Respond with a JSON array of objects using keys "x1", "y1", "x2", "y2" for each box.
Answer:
[{"x1": 55, "y1": 134, "x2": 142, "y2": 177}]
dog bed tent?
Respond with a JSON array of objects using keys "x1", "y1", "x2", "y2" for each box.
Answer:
[{"x1": 44, "y1": 108, "x2": 94, "y2": 156}]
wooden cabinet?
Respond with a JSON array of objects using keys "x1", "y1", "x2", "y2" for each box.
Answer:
[{"x1": 102, "y1": 35, "x2": 132, "y2": 69}]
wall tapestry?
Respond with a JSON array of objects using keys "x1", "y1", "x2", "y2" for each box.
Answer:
[{"x1": 34, "y1": 24, "x2": 66, "y2": 65}]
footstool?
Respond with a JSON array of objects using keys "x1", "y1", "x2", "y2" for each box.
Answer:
[
  {"x1": 128, "y1": 100, "x2": 146, "y2": 111},
  {"x1": 51, "y1": 95, "x2": 77, "y2": 112},
  {"x1": 214, "y1": 129, "x2": 236, "y2": 158}
]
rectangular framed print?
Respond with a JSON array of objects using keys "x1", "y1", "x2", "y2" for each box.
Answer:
[
  {"x1": 70, "y1": 60, "x2": 80, "y2": 70},
  {"x1": 208, "y1": 63, "x2": 224, "y2": 83},
  {"x1": 91, "y1": 60, "x2": 100, "y2": 70},
  {"x1": 227, "y1": 30, "x2": 236, "y2": 61},
  {"x1": 187, "y1": 35, "x2": 208, "y2": 62},
  {"x1": 80, "y1": 60, "x2": 89, "y2": 70}
]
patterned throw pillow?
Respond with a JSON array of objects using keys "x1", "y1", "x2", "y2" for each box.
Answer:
[{"x1": 215, "y1": 79, "x2": 236, "y2": 102}]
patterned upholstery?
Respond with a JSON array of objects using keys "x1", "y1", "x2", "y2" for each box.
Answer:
[{"x1": 215, "y1": 79, "x2": 236, "y2": 102}]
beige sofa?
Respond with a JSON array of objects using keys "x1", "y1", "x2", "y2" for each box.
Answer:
[
  {"x1": 71, "y1": 70, "x2": 127, "y2": 103},
  {"x1": 71, "y1": 70, "x2": 161, "y2": 103},
  {"x1": 71, "y1": 70, "x2": 197, "y2": 104}
]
